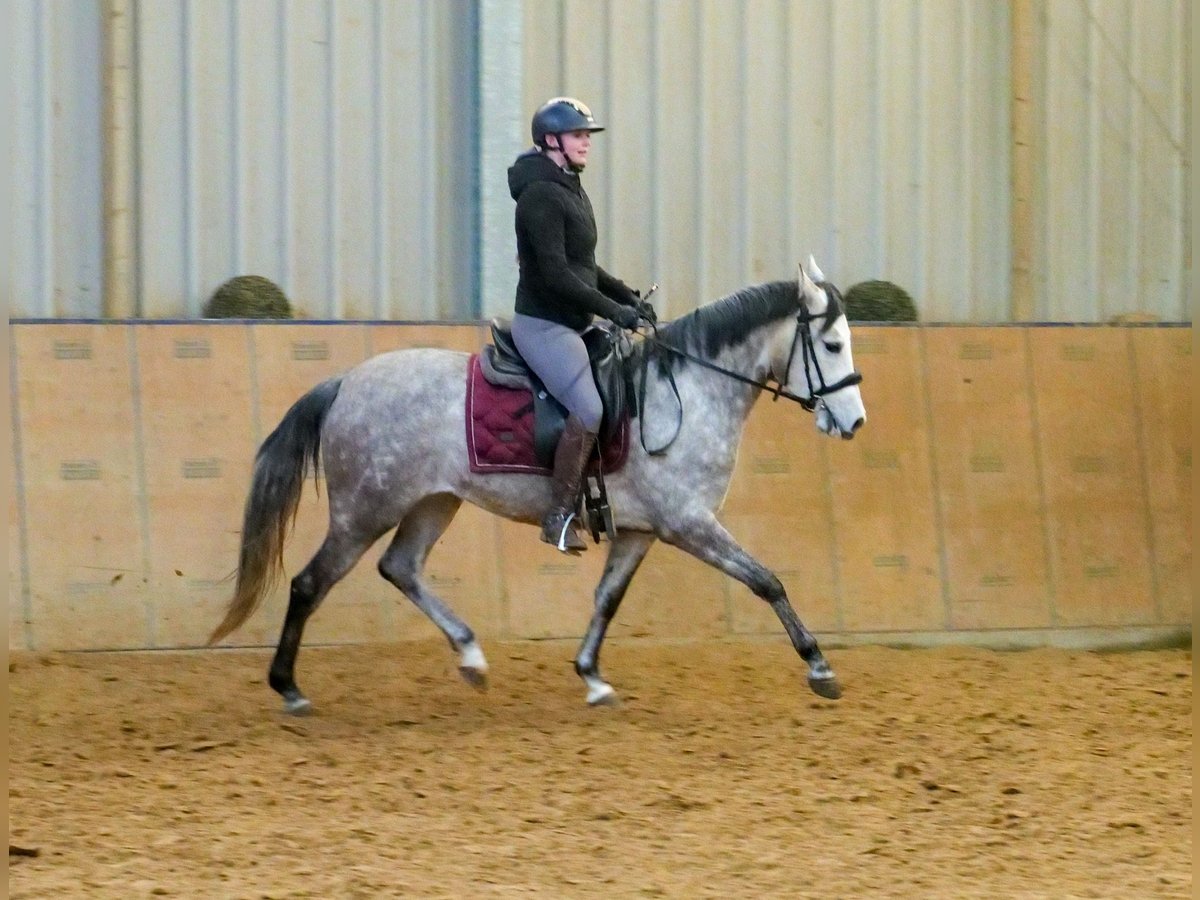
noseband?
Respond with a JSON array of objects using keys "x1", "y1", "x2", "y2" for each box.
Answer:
[{"x1": 636, "y1": 305, "x2": 864, "y2": 453}]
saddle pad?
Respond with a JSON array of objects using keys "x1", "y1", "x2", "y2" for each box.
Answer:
[{"x1": 465, "y1": 354, "x2": 629, "y2": 475}]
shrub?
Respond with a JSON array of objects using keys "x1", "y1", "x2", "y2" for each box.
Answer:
[
  {"x1": 203, "y1": 276, "x2": 294, "y2": 319},
  {"x1": 843, "y1": 280, "x2": 918, "y2": 322}
]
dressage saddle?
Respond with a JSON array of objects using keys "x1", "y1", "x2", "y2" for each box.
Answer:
[{"x1": 480, "y1": 318, "x2": 634, "y2": 468}]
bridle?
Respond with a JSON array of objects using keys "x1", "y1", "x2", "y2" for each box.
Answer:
[
  {"x1": 634, "y1": 302, "x2": 864, "y2": 455},
  {"x1": 774, "y1": 302, "x2": 865, "y2": 412}
]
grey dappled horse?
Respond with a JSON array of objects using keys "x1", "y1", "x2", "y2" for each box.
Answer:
[{"x1": 209, "y1": 259, "x2": 866, "y2": 713}]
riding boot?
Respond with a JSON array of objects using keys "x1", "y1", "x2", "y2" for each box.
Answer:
[{"x1": 540, "y1": 414, "x2": 598, "y2": 553}]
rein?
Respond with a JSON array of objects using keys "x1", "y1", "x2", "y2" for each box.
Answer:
[{"x1": 633, "y1": 306, "x2": 863, "y2": 455}]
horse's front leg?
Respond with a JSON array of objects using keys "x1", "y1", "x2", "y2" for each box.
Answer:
[
  {"x1": 661, "y1": 513, "x2": 841, "y2": 699},
  {"x1": 575, "y1": 531, "x2": 656, "y2": 705}
]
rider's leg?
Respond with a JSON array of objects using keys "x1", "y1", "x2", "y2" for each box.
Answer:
[
  {"x1": 510, "y1": 315, "x2": 603, "y2": 553},
  {"x1": 541, "y1": 413, "x2": 597, "y2": 551}
]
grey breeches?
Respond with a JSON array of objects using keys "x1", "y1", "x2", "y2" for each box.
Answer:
[{"x1": 510, "y1": 313, "x2": 603, "y2": 433}]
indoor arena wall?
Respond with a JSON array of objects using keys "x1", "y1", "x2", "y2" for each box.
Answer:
[{"x1": 8, "y1": 322, "x2": 1191, "y2": 652}]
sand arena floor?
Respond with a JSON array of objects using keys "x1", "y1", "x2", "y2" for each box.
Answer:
[{"x1": 8, "y1": 638, "x2": 1192, "y2": 898}]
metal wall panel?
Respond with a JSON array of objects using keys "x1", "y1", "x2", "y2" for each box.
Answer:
[
  {"x1": 518, "y1": 0, "x2": 1187, "y2": 323},
  {"x1": 131, "y1": 0, "x2": 477, "y2": 320},
  {"x1": 9, "y1": 0, "x2": 1190, "y2": 323},
  {"x1": 521, "y1": 0, "x2": 1016, "y2": 321},
  {"x1": 11, "y1": 0, "x2": 104, "y2": 318},
  {"x1": 1030, "y1": 0, "x2": 1189, "y2": 322},
  {"x1": 10, "y1": 0, "x2": 476, "y2": 320}
]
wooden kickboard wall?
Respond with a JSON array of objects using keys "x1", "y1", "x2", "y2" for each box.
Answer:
[{"x1": 8, "y1": 322, "x2": 1192, "y2": 651}]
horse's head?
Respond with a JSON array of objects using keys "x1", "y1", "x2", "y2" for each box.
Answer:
[{"x1": 778, "y1": 256, "x2": 866, "y2": 440}]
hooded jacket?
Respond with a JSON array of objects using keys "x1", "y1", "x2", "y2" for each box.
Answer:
[{"x1": 508, "y1": 149, "x2": 638, "y2": 331}]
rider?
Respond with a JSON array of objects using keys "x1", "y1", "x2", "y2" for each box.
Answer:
[{"x1": 508, "y1": 97, "x2": 654, "y2": 554}]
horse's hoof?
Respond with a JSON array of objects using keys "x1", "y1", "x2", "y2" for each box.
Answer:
[
  {"x1": 459, "y1": 666, "x2": 489, "y2": 691},
  {"x1": 807, "y1": 674, "x2": 842, "y2": 700},
  {"x1": 282, "y1": 695, "x2": 313, "y2": 716},
  {"x1": 458, "y1": 643, "x2": 489, "y2": 691},
  {"x1": 586, "y1": 683, "x2": 618, "y2": 706}
]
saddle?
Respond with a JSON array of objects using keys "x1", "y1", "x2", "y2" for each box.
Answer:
[{"x1": 479, "y1": 318, "x2": 634, "y2": 468}]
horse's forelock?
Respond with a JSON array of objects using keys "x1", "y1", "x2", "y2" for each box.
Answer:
[{"x1": 815, "y1": 281, "x2": 845, "y2": 334}]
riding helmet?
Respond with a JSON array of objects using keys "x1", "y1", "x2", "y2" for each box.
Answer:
[{"x1": 531, "y1": 97, "x2": 604, "y2": 147}]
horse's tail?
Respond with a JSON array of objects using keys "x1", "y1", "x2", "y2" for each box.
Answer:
[{"x1": 207, "y1": 376, "x2": 344, "y2": 645}]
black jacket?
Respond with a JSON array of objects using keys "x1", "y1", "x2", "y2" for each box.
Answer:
[{"x1": 508, "y1": 150, "x2": 638, "y2": 331}]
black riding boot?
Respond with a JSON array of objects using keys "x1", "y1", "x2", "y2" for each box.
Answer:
[{"x1": 540, "y1": 415, "x2": 598, "y2": 553}]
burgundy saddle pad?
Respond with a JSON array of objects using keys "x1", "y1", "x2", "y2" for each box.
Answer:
[{"x1": 464, "y1": 354, "x2": 629, "y2": 475}]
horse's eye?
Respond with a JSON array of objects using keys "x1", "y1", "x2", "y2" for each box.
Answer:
[{"x1": 824, "y1": 341, "x2": 843, "y2": 354}]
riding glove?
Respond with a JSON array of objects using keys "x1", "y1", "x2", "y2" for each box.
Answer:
[{"x1": 611, "y1": 305, "x2": 641, "y2": 330}]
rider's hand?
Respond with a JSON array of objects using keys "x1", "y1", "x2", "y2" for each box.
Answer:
[
  {"x1": 611, "y1": 305, "x2": 641, "y2": 330},
  {"x1": 636, "y1": 300, "x2": 657, "y2": 324},
  {"x1": 615, "y1": 285, "x2": 640, "y2": 306}
]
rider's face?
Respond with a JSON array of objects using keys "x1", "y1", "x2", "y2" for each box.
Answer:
[{"x1": 552, "y1": 130, "x2": 592, "y2": 168}]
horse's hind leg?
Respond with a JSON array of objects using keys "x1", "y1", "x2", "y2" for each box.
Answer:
[
  {"x1": 574, "y1": 531, "x2": 656, "y2": 705},
  {"x1": 376, "y1": 494, "x2": 488, "y2": 689},
  {"x1": 661, "y1": 512, "x2": 842, "y2": 699},
  {"x1": 269, "y1": 530, "x2": 377, "y2": 714}
]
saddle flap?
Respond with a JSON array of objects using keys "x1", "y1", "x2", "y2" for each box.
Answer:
[
  {"x1": 481, "y1": 319, "x2": 633, "y2": 450},
  {"x1": 479, "y1": 345, "x2": 532, "y2": 390},
  {"x1": 585, "y1": 328, "x2": 633, "y2": 443}
]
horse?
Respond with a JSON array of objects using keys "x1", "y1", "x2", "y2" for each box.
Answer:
[{"x1": 208, "y1": 257, "x2": 866, "y2": 713}]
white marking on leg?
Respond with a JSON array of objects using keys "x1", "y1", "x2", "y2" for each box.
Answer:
[
  {"x1": 808, "y1": 658, "x2": 834, "y2": 681},
  {"x1": 459, "y1": 641, "x2": 488, "y2": 674},
  {"x1": 584, "y1": 674, "x2": 616, "y2": 706},
  {"x1": 283, "y1": 696, "x2": 312, "y2": 716}
]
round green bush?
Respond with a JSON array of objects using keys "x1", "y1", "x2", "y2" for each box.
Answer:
[
  {"x1": 203, "y1": 276, "x2": 294, "y2": 319},
  {"x1": 843, "y1": 280, "x2": 918, "y2": 322}
]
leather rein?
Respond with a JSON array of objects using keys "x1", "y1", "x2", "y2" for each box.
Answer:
[{"x1": 632, "y1": 305, "x2": 864, "y2": 455}]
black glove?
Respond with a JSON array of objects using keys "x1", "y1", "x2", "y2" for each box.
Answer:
[
  {"x1": 611, "y1": 305, "x2": 640, "y2": 330},
  {"x1": 636, "y1": 300, "x2": 657, "y2": 324},
  {"x1": 615, "y1": 286, "x2": 640, "y2": 306}
]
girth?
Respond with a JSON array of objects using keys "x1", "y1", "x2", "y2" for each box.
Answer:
[{"x1": 481, "y1": 318, "x2": 633, "y2": 468}]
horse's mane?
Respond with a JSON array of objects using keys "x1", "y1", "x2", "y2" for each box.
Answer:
[{"x1": 642, "y1": 279, "x2": 843, "y2": 371}]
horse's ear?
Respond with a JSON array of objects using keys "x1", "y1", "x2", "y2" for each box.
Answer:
[
  {"x1": 806, "y1": 254, "x2": 826, "y2": 283},
  {"x1": 798, "y1": 263, "x2": 821, "y2": 309}
]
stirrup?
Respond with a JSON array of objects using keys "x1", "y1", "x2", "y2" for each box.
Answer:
[{"x1": 541, "y1": 511, "x2": 586, "y2": 553}]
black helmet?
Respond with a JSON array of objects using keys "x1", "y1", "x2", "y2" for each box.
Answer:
[{"x1": 531, "y1": 97, "x2": 604, "y2": 147}]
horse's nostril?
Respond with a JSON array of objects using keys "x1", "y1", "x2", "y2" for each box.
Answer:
[{"x1": 851, "y1": 417, "x2": 864, "y2": 433}]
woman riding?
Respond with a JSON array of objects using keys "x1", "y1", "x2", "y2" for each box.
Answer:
[{"x1": 508, "y1": 97, "x2": 654, "y2": 554}]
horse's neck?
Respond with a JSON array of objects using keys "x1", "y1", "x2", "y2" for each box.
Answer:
[{"x1": 672, "y1": 323, "x2": 777, "y2": 428}]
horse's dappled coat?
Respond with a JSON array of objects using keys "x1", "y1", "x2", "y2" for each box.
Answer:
[{"x1": 210, "y1": 266, "x2": 865, "y2": 712}]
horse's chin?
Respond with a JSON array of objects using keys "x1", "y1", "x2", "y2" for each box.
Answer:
[
  {"x1": 815, "y1": 410, "x2": 836, "y2": 438},
  {"x1": 816, "y1": 410, "x2": 856, "y2": 441}
]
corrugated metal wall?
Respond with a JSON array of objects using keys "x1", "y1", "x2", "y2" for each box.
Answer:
[
  {"x1": 9, "y1": 0, "x2": 1191, "y2": 322},
  {"x1": 1027, "y1": 0, "x2": 1190, "y2": 321},
  {"x1": 12, "y1": 1, "x2": 104, "y2": 317},
  {"x1": 132, "y1": 0, "x2": 478, "y2": 319},
  {"x1": 522, "y1": 0, "x2": 1015, "y2": 321},
  {"x1": 12, "y1": 0, "x2": 478, "y2": 320}
]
